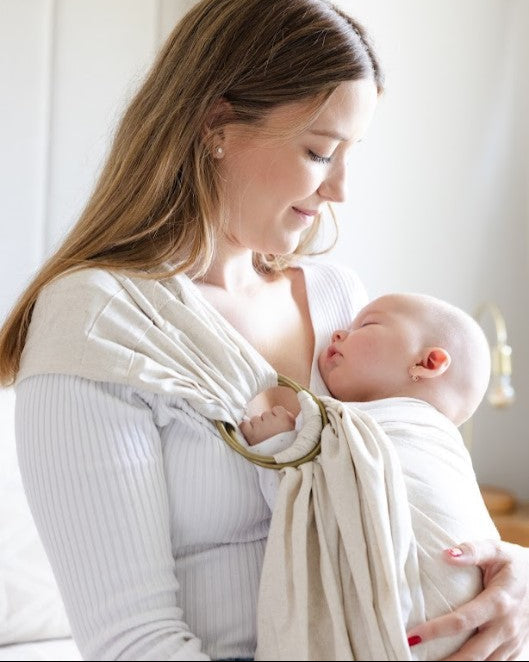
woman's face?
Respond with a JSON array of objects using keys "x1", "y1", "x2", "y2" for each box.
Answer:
[{"x1": 218, "y1": 79, "x2": 378, "y2": 255}]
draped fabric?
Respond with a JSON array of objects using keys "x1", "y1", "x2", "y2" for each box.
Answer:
[
  {"x1": 256, "y1": 395, "x2": 500, "y2": 661},
  {"x1": 16, "y1": 267, "x2": 277, "y2": 424}
]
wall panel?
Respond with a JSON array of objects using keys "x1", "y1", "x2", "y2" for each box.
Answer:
[
  {"x1": 46, "y1": 0, "x2": 160, "y2": 251},
  {"x1": 0, "y1": 0, "x2": 52, "y2": 317}
]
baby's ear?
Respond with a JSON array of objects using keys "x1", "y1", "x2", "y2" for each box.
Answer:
[{"x1": 409, "y1": 347, "x2": 451, "y2": 381}]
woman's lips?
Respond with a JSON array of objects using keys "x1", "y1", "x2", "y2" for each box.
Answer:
[
  {"x1": 293, "y1": 207, "x2": 319, "y2": 216},
  {"x1": 292, "y1": 207, "x2": 318, "y2": 226}
]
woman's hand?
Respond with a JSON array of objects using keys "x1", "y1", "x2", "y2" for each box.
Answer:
[{"x1": 406, "y1": 539, "x2": 529, "y2": 660}]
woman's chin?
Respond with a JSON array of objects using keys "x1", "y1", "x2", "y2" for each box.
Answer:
[
  {"x1": 272, "y1": 233, "x2": 305, "y2": 256},
  {"x1": 256, "y1": 241, "x2": 300, "y2": 257}
]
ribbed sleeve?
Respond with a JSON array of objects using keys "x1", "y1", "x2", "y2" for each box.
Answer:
[
  {"x1": 14, "y1": 260, "x2": 367, "y2": 661},
  {"x1": 16, "y1": 375, "x2": 211, "y2": 661}
]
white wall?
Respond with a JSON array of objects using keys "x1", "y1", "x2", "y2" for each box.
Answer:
[
  {"x1": 0, "y1": 0, "x2": 193, "y2": 305},
  {"x1": 1, "y1": 1, "x2": 528, "y2": 497},
  {"x1": 330, "y1": 0, "x2": 529, "y2": 500},
  {"x1": 0, "y1": 0, "x2": 51, "y2": 314}
]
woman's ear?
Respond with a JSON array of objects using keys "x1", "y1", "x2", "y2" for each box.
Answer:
[
  {"x1": 201, "y1": 97, "x2": 232, "y2": 144},
  {"x1": 409, "y1": 347, "x2": 451, "y2": 381}
]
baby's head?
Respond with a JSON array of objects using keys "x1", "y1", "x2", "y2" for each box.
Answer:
[{"x1": 318, "y1": 293, "x2": 490, "y2": 426}]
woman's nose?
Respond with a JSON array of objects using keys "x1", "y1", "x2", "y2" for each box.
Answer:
[
  {"x1": 332, "y1": 329, "x2": 347, "y2": 343},
  {"x1": 318, "y1": 162, "x2": 347, "y2": 203}
]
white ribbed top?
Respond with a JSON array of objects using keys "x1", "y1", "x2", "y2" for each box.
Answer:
[{"x1": 15, "y1": 261, "x2": 368, "y2": 661}]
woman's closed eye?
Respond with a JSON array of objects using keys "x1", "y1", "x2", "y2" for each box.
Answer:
[{"x1": 308, "y1": 149, "x2": 332, "y2": 165}]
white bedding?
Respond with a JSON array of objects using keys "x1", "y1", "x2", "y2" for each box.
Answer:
[
  {"x1": 0, "y1": 637, "x2": 82, "y2": 661},
  {"x1": 1, "y1": 391, "x2": 78, "y2": 659},
  {"x1": 1, "y1": 386, "x2": 72, "y2": 649}
]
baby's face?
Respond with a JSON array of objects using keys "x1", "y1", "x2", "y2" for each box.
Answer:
[{"x1": 318, "y1": 295, "x2": 424, "y2": 402}]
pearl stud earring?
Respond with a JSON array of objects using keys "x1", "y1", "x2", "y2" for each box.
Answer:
[{"x1": 215, "y1": 146, "x2": 224, "y2": 158}]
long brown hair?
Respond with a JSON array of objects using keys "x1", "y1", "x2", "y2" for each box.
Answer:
[{"x1": 0, "y1": 0, "x2": 383, "y2": 386}]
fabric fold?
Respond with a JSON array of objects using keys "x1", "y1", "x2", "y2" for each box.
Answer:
[
  {"x1": 255, "y1": 397, "x2": 499, "y2": 661},
  {"x1": 16, "y1": 267, "x2": 277, "y2": 425}
]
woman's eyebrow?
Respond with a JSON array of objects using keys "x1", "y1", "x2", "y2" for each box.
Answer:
[{"x1": 309, "y1": 129, "x2": 351, "y2": 142}]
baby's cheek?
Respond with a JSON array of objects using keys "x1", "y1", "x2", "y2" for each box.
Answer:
[{"x1": 325, "y1": 369, "x2": 350, "y2": 401}]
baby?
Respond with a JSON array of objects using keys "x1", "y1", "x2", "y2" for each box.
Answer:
[
  {"x1": 241, "y1": 291, "x2": 490, "y2": 450},
  {"x1": 242, "y1": 292, "x2": 500, "y2": 660}
]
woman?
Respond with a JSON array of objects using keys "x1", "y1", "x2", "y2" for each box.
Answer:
[{"x1": 1, "y1": 0, "x2": 528, "y2": 660}]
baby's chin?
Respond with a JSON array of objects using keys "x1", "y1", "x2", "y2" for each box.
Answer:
[
  {"x1": 317, "y1": 350, "x2": 340, "y2": 399},
  {"x1": 317, "y1": 350, "x2": 328, "y2": 380}
]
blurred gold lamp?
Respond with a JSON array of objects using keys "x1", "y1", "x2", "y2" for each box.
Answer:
[
  {"x1": 474, "y1": 301, "x2": 515, "y2": 408},
  {"x1": 463, "y1": 302, "x2": 515, "y2": 451},
  {"x1": 463, "y1": 301, "x2": 516, "y2": 518}
]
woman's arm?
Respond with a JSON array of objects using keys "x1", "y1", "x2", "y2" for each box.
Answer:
[
  {"x1": 407, "y1": 540, "x2": 529, "y2": 660},
  {"x1": 15, "y1": 373, "x2": 210, "y2": 661}
]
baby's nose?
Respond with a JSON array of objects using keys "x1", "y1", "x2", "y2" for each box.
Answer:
[{"x1": 332, "y1": 329, "x2": 347, "y2": 343}]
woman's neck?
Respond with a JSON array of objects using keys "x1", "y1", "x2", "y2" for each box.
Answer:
[{"x1": 198, "y1": 246, "x2": 272, "y2": 294}]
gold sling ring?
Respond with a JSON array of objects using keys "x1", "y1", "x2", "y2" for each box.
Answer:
[{"x1": 215, "y1": 374, "x2": 328, "y2": 469}]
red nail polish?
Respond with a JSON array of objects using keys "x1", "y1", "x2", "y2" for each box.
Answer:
[
  {"x1": 408, "y1": 635, "x2": 422, "y2": 647},
  {"x1": 447, "y1": 547, "x2": 463, "y2": 557}
]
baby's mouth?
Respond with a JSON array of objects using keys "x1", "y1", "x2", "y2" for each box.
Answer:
[{"x1": 327, "y1": 345, "x2": 342, "y2": 360}]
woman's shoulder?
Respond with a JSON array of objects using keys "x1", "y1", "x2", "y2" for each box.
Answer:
[
  {"x1": 29, "y1": 267, "x2": 133, "y2": 342},
  {"x1": 41, "y1": 266, "x2": 127, "y2": 301},
  {"x1": 17, "y1": 267, "x2": 146, "y2": 389},
  {"x1": 36, "y1": 266, "x2": 168, "y2": 323}
]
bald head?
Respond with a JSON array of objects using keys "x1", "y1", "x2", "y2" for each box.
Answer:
[{"x1": 372, "y1": 293, "x2": 491, "y2": 425}]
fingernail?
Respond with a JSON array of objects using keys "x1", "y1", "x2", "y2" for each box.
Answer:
[
  {"x1": 408, "y1": 635, "x2": 422, "y2": 647},
  {"x1": 447, "y1": 547, "x2": 463, "y2": 557}
]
